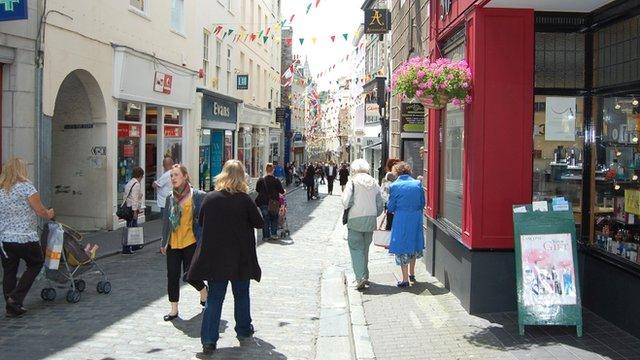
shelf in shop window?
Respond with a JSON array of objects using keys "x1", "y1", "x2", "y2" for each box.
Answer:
[{"x1": 602, "y1": 141, "x2": 639, "y2": 148}]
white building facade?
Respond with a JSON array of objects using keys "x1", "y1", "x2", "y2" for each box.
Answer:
[{"x1": 41, "y1": 0, "x2": 200, "y2": 230}]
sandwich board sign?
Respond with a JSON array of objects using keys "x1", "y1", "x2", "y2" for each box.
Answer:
[{"x1": 512, "y1": 201, "x2": 583, "y2": 337}]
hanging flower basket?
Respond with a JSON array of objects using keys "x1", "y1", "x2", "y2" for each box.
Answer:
[
  {"x1": 391, "y1": 57, "x2": 472, "y2": 109},
  {"x1": 418, "y1": 93, "x2": 449, "y2": 110}
]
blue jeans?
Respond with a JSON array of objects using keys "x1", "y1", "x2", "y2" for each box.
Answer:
[
  {"x1": 259, "y1": 205, "x2": 279, "y2": 239},
  {"x1": 201, "y1": 280, "x2": 252, "y2": 346}
]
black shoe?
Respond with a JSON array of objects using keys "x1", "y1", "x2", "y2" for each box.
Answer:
[
  {"x1": 6, "y1": 299, "x2": 26, "y2": 317},
  {"x1": 163, "y1": 313, "x2": 179, "y2": 321},
  {"x1": 409, "y1": 275, "x2": 416, "y2": 283},
  {"x1": 237, "y1": 325, "x2": 255, "y2": 339},
  {"x1": 202, "y1": 344, "x2": 216, "y2": 354}
]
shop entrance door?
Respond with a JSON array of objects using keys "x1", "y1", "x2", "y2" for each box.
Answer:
[
  {"x1": 211, "y1": 130, "x2": 224, "y2": 180},
  {"x1": 145, "y1": 106, "x2": 159, "y2": 210}
]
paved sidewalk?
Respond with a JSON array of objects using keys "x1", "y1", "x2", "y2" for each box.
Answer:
[
  {"x1": 0, "y1": 183, "x2": 345, "y2": 359},
  {"x1": 358, "y1": 246, "x2": 640, "y2": 360}
]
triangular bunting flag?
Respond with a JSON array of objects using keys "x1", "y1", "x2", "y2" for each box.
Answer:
[
  {"x1": 306, "y1": 3, "x2": 312, "y2": 14},
  {"x1": 343, "y1": 33, "x2": 349, "y2": 41},
  {"x1": 265, "y1": 27, "x2": 270, "y2": 36},
  {"x1": 299, "y1": 38, "x2": 305, "y2": 45},
  {"x1": 316, "y1": 0, "x2": 321, "y2": 6},
  {"x1": 290, "y1": 14, "x2": 295, "y2": 23},
  {"x1": 286, "y1": 38, "x2": 293, "y2": 45},
  {"x1": 311, "y1": 36, "x2": 317, "y2": 45},
  {"x1": 228, "y1": 29, "x2": 234, "y2": 35},
  {"x1": 258, "y1": 30, "x2": 263, "y2": 38},
  {"x1": 330, "y1": 35, "x2": 336, "y2": 42},
  {"x1": 263, "y1": 36, "x2": 268, "y2": 44}
]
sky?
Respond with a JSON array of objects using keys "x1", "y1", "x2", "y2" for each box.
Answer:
[{"x1": 281, "y1": 0, "x2": 363, "y2": 89}]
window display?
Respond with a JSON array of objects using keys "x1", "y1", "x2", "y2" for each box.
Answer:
[
  {"x1": 593, "y1": 96, "x2": 640, "y2": 264},
  {"x1": 117, "y1": 102, "x2": 142, "y2": 203},
  {"x1": 532, "y1": 96, "x2": 585, "y2": 234}
]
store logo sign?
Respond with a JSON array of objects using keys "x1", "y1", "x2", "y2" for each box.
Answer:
[
  {"x1": 440, "y1": 0, "x2": 452, "y2": 19},
  {"x1": 364, "y1": 9, "x2": 390, "y2": 34},
  {"x1": 237, "y1": 75, "x2": 249, "y2": 90},
  {"x1": 153, "y1": 71, "x2": 173, "y2": 94},
  {"x1": 0, "y1": 0, "x2": 27, "y2": 22},
  {"x1": 213, "y1": 102, "x2": 230, "y2": 118}
]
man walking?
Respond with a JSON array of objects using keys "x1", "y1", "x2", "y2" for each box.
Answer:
[
  {"x1": 325, "y1": 162, "x2": 337, "y2": 195},
  {"x1": 153, "y1": 156, "x2": 174, "y2": 218}
]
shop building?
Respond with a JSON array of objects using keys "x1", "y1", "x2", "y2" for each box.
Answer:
[
  {"x1": 423, "y1": 0, "x2": 640, "y2": 338},
  {"x1": 41, "y1": 0, "x2": 199, "y2": 230},
  {"x1": 196, "y1": 89, "x2": 240, "y2": 191}
]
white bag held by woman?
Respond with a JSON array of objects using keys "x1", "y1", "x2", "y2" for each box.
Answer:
[{"x1": 373, "y1": 212, "x2": 390, "y2": 248}]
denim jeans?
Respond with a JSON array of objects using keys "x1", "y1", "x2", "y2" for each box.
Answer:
[
  {"x1": 259, "y1": 205, "x2": 279, "y2": 239},
  {"x1": 201, "y1": 280, "x2": 252, "y2": 346}
]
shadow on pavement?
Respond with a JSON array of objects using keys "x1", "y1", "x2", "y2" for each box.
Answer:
[
  {"x1": 195, "y1": 337, "x2": 287, "y2": 359},
  {"x1": 171, "y1": 313, "x2": 229, "y2": 339},
  {"x1": 364, "y1": 279, "x2": 450, "y2": 297},
  {"x1": 462, "y1": 310, "x2": 640, "y2": 359}
]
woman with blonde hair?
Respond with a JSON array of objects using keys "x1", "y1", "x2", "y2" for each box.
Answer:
[
  {"x1": 0, "y1": 158, "x2": 55, "y2": 317},
  {"x1": 188, "y1": 160, "x2": 264, "y2": 354},
  {"x1": 160, "y1": 164, "x2": 207, "y2": 321}
]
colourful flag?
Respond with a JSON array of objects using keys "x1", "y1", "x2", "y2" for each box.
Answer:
[
  {"x1": 343, "y1": 33, "x2": 349, "y2": 41},
  {"x1": 316, "y1": 0, "x2": 321, "y2": 6},
  {"x1": 330, "y1": 35, "x2": 336, "y2": 42},
  {"x1": 263, "y1": 36, "x2": 268, "y2": 44},
  {"x1": 299, "y1": 38, "x2": 305, "y2": 45},
  {"x1": 290, "y1": 14, "x2": 295, "y2": 23},
  {"x1": 306, "y1": 3, "x2": 312, "y2": 14}
]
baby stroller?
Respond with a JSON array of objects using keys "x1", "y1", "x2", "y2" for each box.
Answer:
[
  {"x1": 39, "y1": 223, "x2": 111, "y2": 303},
  {"x1": 277, "y1": 194, "x2": 291, "y2": 238}
]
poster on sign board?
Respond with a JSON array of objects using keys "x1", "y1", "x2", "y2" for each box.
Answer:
[
  {"x1": 545, "y1": 97, "x2": 576, "y2": 141},
  {"x1": 520, "y1": 233, "x2": 577, "y2": 307}
]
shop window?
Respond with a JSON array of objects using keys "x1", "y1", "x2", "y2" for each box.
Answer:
[
  {"x1": 117, "y1": 102, "x2": 143, "y2": 202},
  {"x1": 170, "y1": 0, "x2": 185, "y2": 34},
  {"x1": 145, "y1": 106, "x2": 159, "y2": 201},
  {"x1": 163, "y1": 107, "x2": 183, "y2": 165},
  {"x1": 439, "y1": 29, "x2": 465, "y2": 230},
  {"x1": 593, "y1": 15, "x2": 640, "y2": 88},
  {"x1": 203, "y1": 30, "x2": 210, "y2": 85},
  {"x1": 535, "y1": 32, "x2": 585, "y2": 89},
  {"x1": 532, "y1": 96, "x2": 585, "y2": 235},
  {"x1": 593, "y1": 95, "x2": 640, "y2": 264}
]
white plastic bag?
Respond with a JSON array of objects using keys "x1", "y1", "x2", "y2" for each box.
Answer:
[
  {"x1": 125, "y1": 227, "x2": 145, "y2": 246},
  {"x1": 45, "y1": 223, "x2": 64, "y2": 270},
  {"x1": 373, "y1": 212, "x2": 390, "y2": 248}
]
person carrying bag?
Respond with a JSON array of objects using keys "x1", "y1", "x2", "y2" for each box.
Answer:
[
  {"x1": 255, "y1": 163, "x2": 285, "y2": 241},
  {"x1": 121, "y1": 167, "x2": 144, "y2": 255}
]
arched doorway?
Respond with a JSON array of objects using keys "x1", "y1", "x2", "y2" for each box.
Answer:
[{"x1": 51, "y1": 70, "x2": 107, "y2": 230}]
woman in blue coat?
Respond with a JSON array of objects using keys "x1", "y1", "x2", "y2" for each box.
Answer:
[{"x1": 387, "y1": 162, "x2": 425, "y2": 288}]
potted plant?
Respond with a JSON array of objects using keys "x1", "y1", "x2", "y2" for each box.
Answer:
[{"x1": 391, "y1": 57, "x2": 472, "y2": 110}]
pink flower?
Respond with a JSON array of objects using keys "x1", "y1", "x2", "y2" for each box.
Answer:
[
  {"x1": 465, "y1": 95, "x2": 473, "y2": 103},
  {"x1": 462, "y1": 82, "x2": 469, "y2": 89},
  {"x1": 417, "y1": 70, "x2": 425, "y2": 78},
  {"x1": 426, "y1": 81, "x2": 433, "y2": 88},
  {"x1": 452, "y1": 99, "x2": 462, "y2": 107},
  {"x1": 439, "y1": 83, "x2": 448, "y2": 90},
  {"x1": 415, "y1": 90, "x2": 423, "y2": 97}
]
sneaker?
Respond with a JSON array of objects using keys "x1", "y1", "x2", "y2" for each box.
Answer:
[
  {"x1": 409, "y1": 275, "x2": 416, "y2": 283},
  {"x1": 202, "y1": 344, "x2": 216, "y2": 354},
  {"x1": 5, "y1": 299, "x2": 26, "y2": 317},
  {"x1": 396, "y1": 281, "x2": 410, "y2": 288},
  {"x1": 237, "y1": 325, "x2": 255, "y2": 339},
  {"x1": 355, "y1": 280, "x2": 366, "y2": 290}
]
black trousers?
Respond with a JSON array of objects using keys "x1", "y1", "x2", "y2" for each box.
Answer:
[
  {"x1": 1, "y1": 241, "x2": 44, "y2": 306},
  {"x1": 327, "y1": 176, "x2": 335, "y2": 194},
  {"x1": 306, "y1": 183, "x2": 315, "y2": 200},
  {"x1": 166, "y1": 243, "x2": 205, "y2": 302}
]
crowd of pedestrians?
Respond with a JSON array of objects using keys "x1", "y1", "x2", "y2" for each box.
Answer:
[{"x1": 0, "y1": 152, "x2": 424, "y2": 354}]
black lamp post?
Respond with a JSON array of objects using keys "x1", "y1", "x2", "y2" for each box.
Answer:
[{"x1": 376, "y1": 76, "x2": 388, "y2": 184}]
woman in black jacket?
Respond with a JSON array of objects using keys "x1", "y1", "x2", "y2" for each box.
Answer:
[
  {"x1": 303, "y1": 164, "x2": 316, "y2": 201},
  {"x1": 187, "y1": 160, "x2": 264, "y2": 355},
  {"x1": 338, "y1": 163, "x2": 350, "y2": 192}
]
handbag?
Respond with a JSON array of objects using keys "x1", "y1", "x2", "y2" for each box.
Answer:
[
  {"x1": 265, "y1": 177, "x2": 280, "y2": 216},
  {"x1": 373, "y1": 212, "x2": 391, "y2": 248},
  {"x1": 342, "y1": 181, "x2": 355, "y2": 225},
  {"x1": 116, "y1": 182, "x2": 136, "y2": 221}
]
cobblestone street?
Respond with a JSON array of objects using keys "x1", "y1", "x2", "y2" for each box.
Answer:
[{"x1": 0, "y1": 185, "x2": 349, "y2": 360}]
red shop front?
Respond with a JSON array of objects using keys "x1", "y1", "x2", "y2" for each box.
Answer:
[{"x1": 423, "y1": 1, "x2": 640, "y2": 337}]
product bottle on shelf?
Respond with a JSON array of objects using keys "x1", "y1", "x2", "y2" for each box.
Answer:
[{"x1": 607, "y1": 159, "x2": 620, "y2": 180}]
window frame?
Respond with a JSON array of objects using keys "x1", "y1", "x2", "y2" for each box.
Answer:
[
  {"x1": 129, "y1": 0, "x2": 150, "y2": 18},
  {"x1": 203, "y1": 30, "x2": 210, "y2": 85},
  {"x1": 170, "y1": 0, "x2": 185, "y2": 35}
]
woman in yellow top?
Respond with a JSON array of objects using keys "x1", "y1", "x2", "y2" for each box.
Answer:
[{"x1": 160, "y1": 164, "x2": 207, "y2": 321}]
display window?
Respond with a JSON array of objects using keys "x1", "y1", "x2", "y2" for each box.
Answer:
[
  {"x1": 145, "y1": 106, "x2": 159, "y2": 201},
  {"x1": 117, "y1": 101, "x2": 143, "y2": 202},
  {"x1": 238, "y1": 128, "x2": 252, "y2": 177},
  {"x1": 593, "y1": 95, "x2": 640, "y2": 264}
]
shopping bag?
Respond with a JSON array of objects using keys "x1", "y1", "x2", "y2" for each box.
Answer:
[
  {"x1": 44, "y1": 223, "x2": 64, "y2": 270},
  {"x1": 373, "y1": 212, "x2": 391, "y2": 248},
  {"x1": 125, "y1": 227, "x2": 145, "y2": 246}
]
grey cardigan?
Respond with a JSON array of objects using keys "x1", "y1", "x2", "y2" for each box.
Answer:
[{"x1": 161, "y1": 189, "x2": 206, "y2": 248}]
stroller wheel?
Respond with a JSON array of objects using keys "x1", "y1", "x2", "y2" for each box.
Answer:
[
  {"x1": 96, "y1": 281, "x2": 104, "y2": 293},
  {"x1": 41, "y1": 288, "x2": 56, "y2": 301},
  {"x1": 74, "y1": 280, "x2": 86, "y2": 292},
  {"x1": 102, "y1": 281, "x2": 112, "y2": 294},
  {"x1": 66, "y1": 289, "x2": 81, "y2": 303}
]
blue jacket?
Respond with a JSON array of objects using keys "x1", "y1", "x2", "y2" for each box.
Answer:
[
  {"x1": 387, "y1": 175, "x2": 425, "y2": 255},
  {"x1": 161, "y1": 188, "x2": 206, "y2": 248}
]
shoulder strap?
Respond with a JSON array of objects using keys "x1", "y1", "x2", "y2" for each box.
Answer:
[{"x1": 121, "y1": 181, "x2": 137, "y2": 206}]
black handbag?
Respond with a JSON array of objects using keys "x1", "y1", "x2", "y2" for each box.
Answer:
[
  {"x1": 264, "y1": 177, "x2": 281, "y2": 216},
  {"x1": 342, "y1": 181, "x2": 354, "y2": 225},
  {"x1": 116, "y1": 182, "x2": 136, "y2": 221}
]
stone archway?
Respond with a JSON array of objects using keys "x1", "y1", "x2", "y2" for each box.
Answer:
[{"x1": 51, "y1": 70, "x2": 107, "y2": 230}]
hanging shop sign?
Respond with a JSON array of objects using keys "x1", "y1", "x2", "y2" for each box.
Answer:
[
  {"x1": 153, "y1": 71, "x2": 173, "y2": 94},
  {"x1": 164, "y1": 126, "x2": 183, "y2": 138},
  {"x1": 276, "y1": 107, "x2": 288, "y2": 123},
  {"x1": 237, "y1": 75, "x2": 249, "y2": 90},
  {"x1": 401, "y1": 103, "x2": 425, "y2": 133},
  {"x1": 202, "y1": 93, "x2": 238, "y2": 124},
  {"x1": 118, "y1": 124, "x2": 141, "y2": 138},
  {"x1": 364, "y1": 9, "x2": 391, "y2": 34},
  {"x1": 365, "y1": 103, "x2": 380, "y2": 124},
  {"x1": 0, "y1": 0, "x2": 28, "y2": 22},
  {"x1": 512, "y1": 201, "x2": 583, "y2": 337}
]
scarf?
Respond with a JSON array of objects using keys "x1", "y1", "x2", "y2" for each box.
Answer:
[{"x1": 169, "y1": 184, "x2": 190, "y2": 232}]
